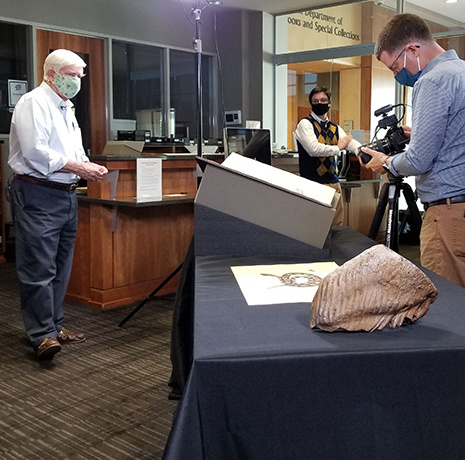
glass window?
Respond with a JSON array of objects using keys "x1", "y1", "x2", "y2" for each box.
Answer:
[
  {"x1": 112, "y1": 41, "x2": 163, "y2": 137},
  {"x1": 169, "y1": 50, "x2": 197, "y2": 140},
  {"x1": 170, "y1": 49, "x2": 213, "y2": 141},
  {"x1": 405, "y1": 2, "x2": 465, "y2": 36},
  {"x1": 112, "y1": 41, "x2": 215, "y2": 141},
  {"x1": 276, "y1": 1, "x2": 465, "y2": 152},
  {"x1": 0, "y1": 21, "x2": 29, "y2": 134}
]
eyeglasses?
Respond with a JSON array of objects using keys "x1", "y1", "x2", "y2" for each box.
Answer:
[
  {"x1": 63, "y1": 71, "x2": 86, "y2": 79},
  {"x1": 388, "y1": 45, "x2": 420, "y2": 73},
  {"x1": 311, "y1": 98, "x2": 329, "y2": 104},
  {"x1": 388, "y1": 48, "x2": 406, "y2": 72}
]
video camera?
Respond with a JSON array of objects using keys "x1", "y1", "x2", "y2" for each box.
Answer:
[{"x1": 358, "y1": 104, "x2": 409, "y2": 164}]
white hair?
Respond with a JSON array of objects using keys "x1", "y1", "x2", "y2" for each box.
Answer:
[{"x1": 43, "y1": 49, "x2": 87, "y2": 81}]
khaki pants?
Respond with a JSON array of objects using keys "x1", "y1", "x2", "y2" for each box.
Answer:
[
  {"x1": 325, "y1": 182, "x2": 344, "y2": 226},
  {"x1": 420, "y1": 201, "x2": 465, "y2": 288}
]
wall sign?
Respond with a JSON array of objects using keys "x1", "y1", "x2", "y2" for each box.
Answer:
[
  {"x1": 8, "y1": 79, "x2": 28, "y2": 108},
  {"x1": 285, "y1": 4, "x2": 362, "y2": 53}
]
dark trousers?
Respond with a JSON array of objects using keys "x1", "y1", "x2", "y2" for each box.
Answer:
[{"x1": 10, "y1": 177, "x2": 78, "y2": 349}]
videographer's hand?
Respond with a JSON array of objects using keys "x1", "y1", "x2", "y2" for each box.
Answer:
[
  {"x1": 401, "y1": 125, "x2": 411, "y2": 139},
  {"x1": 359, "y1": 146, "x2": 390, "y2": 175},
  {"x1": 337, "y1": 135, "x2": 353, "y2": 150}
]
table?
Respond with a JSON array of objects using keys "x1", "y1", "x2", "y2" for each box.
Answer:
[
  {"x1": 67, "y1": 154, "x2": 202, "y2": 309},
  {"x1": 163, "y1": 227, "x2": 465, "y2": 460}
]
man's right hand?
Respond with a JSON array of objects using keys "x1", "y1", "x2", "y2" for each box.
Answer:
[
  {"x1": 400, "y1": 125, "x2": 411, "y2": 140},
  {"x1": 338, "y1": 135, "x2": 353, "y2": 150},
  {"x1": 61, "y1": 160, "x2": 108, "y2": 181}
]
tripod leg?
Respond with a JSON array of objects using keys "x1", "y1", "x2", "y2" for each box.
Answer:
[
  {"x1": 118, "y1": 263, "x2": 183, "y2": 327},
  {"x1": 385, "y1": 183, "x2": 401, "y2": 251},
  {"x1": 400, "y1": 183, "x2": 423, "y2": 245},
  {"x1": 368, "y1": 182, "x2": 390, "y2": 240}
]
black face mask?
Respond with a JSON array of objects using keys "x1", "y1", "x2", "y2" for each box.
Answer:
[{"x1": 312, "y1": 103, "x2": 330, "y2": 116}]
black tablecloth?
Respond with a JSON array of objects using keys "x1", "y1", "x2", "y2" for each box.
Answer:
[{"x1": 163, "y1": 227, "x2": 465, "y2": 460}]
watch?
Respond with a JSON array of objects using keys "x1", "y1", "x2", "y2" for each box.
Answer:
[{"x1": 382, "y1": 159, "x2": 390, "y2": 172}]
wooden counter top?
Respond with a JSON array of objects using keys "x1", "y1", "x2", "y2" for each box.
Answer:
[
  {"x1": 77, "y1": 193, "x2": 195, "y2": 207},
  {"x1": 88, "y1": 153, "x2": 223, "y2": 162}
]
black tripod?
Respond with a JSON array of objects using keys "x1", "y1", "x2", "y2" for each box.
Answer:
[
  {"x1": 118, "y1": 263, "x2": 183, "y2": 327},
  {"x1": 368, "y1": 172, "x2": 423, "y2": 252}
]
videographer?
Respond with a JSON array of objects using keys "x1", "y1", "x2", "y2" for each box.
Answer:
[
  {"x1": 361, "y1": 13, "x2": 465, "y2": 288},
  {"x1": 295, "y1": 85, "x2": 361, "y2": 226}
]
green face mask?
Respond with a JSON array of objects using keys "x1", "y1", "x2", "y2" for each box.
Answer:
[{"x1": 53, "y1": 73, "x2": 81, "y2": 99}]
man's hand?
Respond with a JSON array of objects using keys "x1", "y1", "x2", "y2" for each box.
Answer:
[
  {"x1": 359, "y1": 146, "x2": 390, "y2": 175},
  {"x1": 400, "y1": 125, "x2": 411, "y2": 139},
  {"x1": 62, "y1": 160, "x2": 109, "y2": 181},
  {"x1": 338, "y1": 135, "x2": 353, "y2": 150}
]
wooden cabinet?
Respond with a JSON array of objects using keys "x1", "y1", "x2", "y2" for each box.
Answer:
[
  {"x1": 66, "y1": 155, "x2": 199, "y2": 309},
  {"x1": 67, "y1": 196, "x2": 194, "y2": 309}
]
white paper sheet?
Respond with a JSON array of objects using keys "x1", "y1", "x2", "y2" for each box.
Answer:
[
  {"x1": 136, "y1": 158, "x2": 162, "y2": 200},
  {"x1": 230, "y1": 262, "x2": 339, "y2": 306}
]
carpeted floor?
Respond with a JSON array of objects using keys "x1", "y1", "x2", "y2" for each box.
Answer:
[{"x1": 0, "y1": 260, "x2": 177, "y2": 460}]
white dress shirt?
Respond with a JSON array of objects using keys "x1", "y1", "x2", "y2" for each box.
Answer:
[
  {"x1": 295, "y1": 112, "x2": 361, "y2": 157},
  {"x1": 8, "y1": 81, "x2": 88, "y2": 183}
]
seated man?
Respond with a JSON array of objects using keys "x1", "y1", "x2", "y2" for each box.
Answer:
[{"x1": 295, "y1": 85, "x2": 361, "y2": 225}]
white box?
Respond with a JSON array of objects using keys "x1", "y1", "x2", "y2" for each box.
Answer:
[{"x1": 195, "y1": 154, "x2": 339, "y2": 249}]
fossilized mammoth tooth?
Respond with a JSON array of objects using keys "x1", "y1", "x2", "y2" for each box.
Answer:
[{"x1": 310, "y1": 244, "x2": 438, "y2": 332}]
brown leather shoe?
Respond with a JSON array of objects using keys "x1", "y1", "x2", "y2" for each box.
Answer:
[
  {"x1": 57, "y1": 327, "x2": 86, "y2": 344},
  {"x1": 37, "y1": 337, "x2": 62, "y2": 360}
]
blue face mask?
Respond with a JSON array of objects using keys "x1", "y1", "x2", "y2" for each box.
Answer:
[{"x1": 395, "y1": 53, "x2": 422, "y2": 87}]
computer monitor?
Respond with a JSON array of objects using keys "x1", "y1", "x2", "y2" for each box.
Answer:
[{"x1": 223, "y1": 128, "x2": 272, "y2": 165}]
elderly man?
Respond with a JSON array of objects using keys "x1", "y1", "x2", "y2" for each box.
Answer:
[{"x1": 8, "y1": 49, "x2": 108, "y2": 359}]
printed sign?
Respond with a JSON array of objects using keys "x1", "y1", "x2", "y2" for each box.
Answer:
[{"x1": 8, "y1": 80, "x2": 28, "y2": 107}]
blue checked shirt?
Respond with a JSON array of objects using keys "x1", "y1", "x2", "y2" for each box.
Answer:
[{"x1": 390, "y1": 50, "x2": 465, "y2": 203}]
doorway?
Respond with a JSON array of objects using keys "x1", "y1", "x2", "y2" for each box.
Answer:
[{"x1": 36, "y1": 30, "x2": 106, "y2": 157}]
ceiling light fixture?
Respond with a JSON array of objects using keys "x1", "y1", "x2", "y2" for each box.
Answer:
[
  {"x1": 445, "y1": 0, "x2": 458, "y2": 4},
  {"x1": 207, "y1": 0, "x2": 223, "y2": 5}
]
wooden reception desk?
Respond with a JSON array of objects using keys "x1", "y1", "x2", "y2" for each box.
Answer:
[
  {"x1": 66, "y1": 154, "x2": 214, "y2": 309},
  {"x1": 66, "y1": 152, "x2": 379, "y2": 309}
]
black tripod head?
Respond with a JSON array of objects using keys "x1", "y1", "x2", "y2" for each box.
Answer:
[{"x1": 385, "y1": 171, "x2": 404, "y2": 184}]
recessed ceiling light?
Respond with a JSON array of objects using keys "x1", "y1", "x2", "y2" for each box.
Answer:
[
  {"x1": 207, "y1": 0, "x2": 223, "y2": 4},
  {"x1": 445, "y1": 0, "x2": 458, "y2": 4}
]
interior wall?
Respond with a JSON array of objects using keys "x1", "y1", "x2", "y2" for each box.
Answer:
[
  {"x1": 215, "y1": 9, "x2": 264, "y2": 128},
  {"x1": 339, "y1": 67, "x2": 361, "y2": 131}
]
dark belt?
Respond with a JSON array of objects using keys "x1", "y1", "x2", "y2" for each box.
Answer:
[
  {"x1": 423, "y1": 194, "x2": 465, "y2": 211},
  {"x1": 16, "y1": 174, "x2": 78, "y2": 192}
]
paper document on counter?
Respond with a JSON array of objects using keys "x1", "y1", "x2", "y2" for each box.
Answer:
[
  {"x1": 136, "y1": 158, "x2": 162, "y2": 200},
  {"x1": 222, "y1": 153, "x2": 335, "y2": 207},
  {"x1": 231, "y1": 262, "x2": 339, "y2": 306}
]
